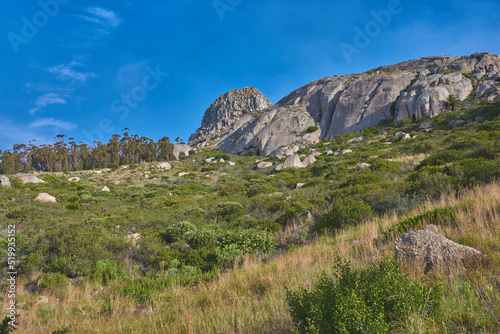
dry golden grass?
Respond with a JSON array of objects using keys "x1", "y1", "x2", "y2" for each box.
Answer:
[{"x1": 2, "y1": 182, "x2": 500, "y2": 333}]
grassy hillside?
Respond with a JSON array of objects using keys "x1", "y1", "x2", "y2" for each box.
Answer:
[{"x1": 0, "y1": 100, "x2": 499, "y2": 333}]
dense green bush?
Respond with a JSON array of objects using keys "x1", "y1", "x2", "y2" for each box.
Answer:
[
  {"x1": 317, "y1": 197, "x2": 374, "y2": 232},
  {"x1": 368, "y1": 158, "x2": 400, "y2": 172},
  {"x1": 164, "y1": 221, "x2": 197, "y2": 243},
  {"x1": 184, "y1": 229, "x2": 218, "y2": 249},
  {"x1": 38, "y1": 272, "x2": 70, "y2": 292},
  {"x1": 275, "y1": 202, "x2": 307, "y2": 226},
  {"x1": 215, "y1": 202, "x2": 243, "y2": 222},
  {"x1": 286, "y1": 256, "x2": 442, "y2": 333},
  {"x1": 66, "y1": 203, "x2": 80, "y2": 211},
  {"x1": 218, "y1": 228, "x2": 276, "y2": 255},
  {"x1": 184, "y1": 207, "x2": 207, "y2": 218}
]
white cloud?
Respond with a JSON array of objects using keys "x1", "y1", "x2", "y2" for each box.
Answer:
[
  {"x1": 29, "y1": 118, "x2": 77, "y2": 131},
  {"x1": 86, "y1": 7, "x2": 122, "y2": 28},
  {"x1": 48, "y1": 61, "x2": 98, "y2": 83},
  {"x1": 29, "y1": 93, "x2": 68, "y2": 115}
]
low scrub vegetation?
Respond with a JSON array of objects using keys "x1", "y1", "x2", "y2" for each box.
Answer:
[{"x1": 0, "y1": 100, "x2": 498, "y2": 332}]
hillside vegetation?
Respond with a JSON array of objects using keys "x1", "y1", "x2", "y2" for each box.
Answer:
[{"x1": 0, "y1": 100, "x2": 499, "y2": 333}]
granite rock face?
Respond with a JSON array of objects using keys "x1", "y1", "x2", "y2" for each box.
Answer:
[
  {"x1": 189, "y1": 87, "x2": 272, "y2": 146},
  {"x1": 190, "y1": 53, "x2": 500, "y2": 156}
]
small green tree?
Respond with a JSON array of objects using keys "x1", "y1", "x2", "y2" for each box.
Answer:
[{"x1": 444, "y1": 94, "x2": 460, "y2": 111}]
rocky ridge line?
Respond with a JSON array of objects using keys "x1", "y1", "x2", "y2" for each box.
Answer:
[{"x1": 190, "y1": 53, "x2": 500, "y2": 156}]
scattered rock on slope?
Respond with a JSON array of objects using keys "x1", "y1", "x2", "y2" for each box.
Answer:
[
  {"x1": 301, "y1": 155, "x2": 316, "y2": 167},
  {"x1": 395, "y1": 230, "x2": 482, "y2": 275},
  {"x1": 282, "y1": 154, "x2": 304, "y2": 169},
  {"x1": 257, "y1": 162, "x2": 273, "y2": 169},
  {"x1": 35, "y1": 193, "x2": 58, "y2": 203},
  {"x1": 157, "y1": 162, "x2": 171, "y2": 170},
  {"x1": 16, "y1": 174, "x2": 46, "y2": 184},
  {"x1": 0, "y1": 175, "x2": 11, "y2": 188}
]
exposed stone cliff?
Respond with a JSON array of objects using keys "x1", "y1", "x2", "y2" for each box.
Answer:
[
  {"x1": 188, "y1": 87, "x2": 272, "y2": 146},
  {"x1": 190, "y1": 53, "x2": 500, "y2": 156}
]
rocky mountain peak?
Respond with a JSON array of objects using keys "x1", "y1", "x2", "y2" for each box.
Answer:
[
  {"x1": 190, "y1": 53, "x2": 500, "y2": 156},
  {"x1": 189, "y1": 87, "x2": 272, "y2": 146}
]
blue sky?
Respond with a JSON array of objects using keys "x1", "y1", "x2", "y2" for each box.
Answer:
[{"x1": 0, "y1": 0, "x2": 499, "y2": 150}]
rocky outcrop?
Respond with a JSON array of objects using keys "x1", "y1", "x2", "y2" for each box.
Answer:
[
  {"x1": 189, "y1": 87, "x2": 272, "y2": 146},
  {"x1": 395, "y1": 230, "x2": 482, "y2": 276},
  {"x1": 0, "y1": 175, "x2": 11, "y2": 188},
  {"x1": 172, "y1": 144, "x2": 191, "y2": 160},
  {"x1": 35, "y1": 193, "x2": 58, "y2": 203},
  {"x1": 16, "y1": 174, "x2": 46, "y2": 184},
  {"x1": 191, "y1": 53, "x2": 500, "y2": 156},
  {"x1": 219, "y1": 106, "x2": 317, "y2": 156}
]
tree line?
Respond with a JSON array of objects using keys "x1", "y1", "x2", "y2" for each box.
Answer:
[{"x1": 0, "y1": 129, "x2": 177, "y2": 174}]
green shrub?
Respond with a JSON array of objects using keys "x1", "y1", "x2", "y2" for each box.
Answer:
[
  {"x1": 67, "y1": 195, "x2": 79, "y2": 203},
  {"x1": 407, "y1": 168, "x2": 455, "y2": 198},
  {"x1": 218, "y1": 229, "x2": 276, "y2": 255},
  {"x1": 317, "y1": 197, "x2": 374, "y2": 232},
  {"x1": 184, "y1": 207, "x2": 207, "y2": 218},
  {"x1": 275, "y1": 202, "x2": 307, "y2": 226},
  {"x1": 79, "y1": 194, "x2": 95, "y2": 203},
  {"x1": 444, "y1": 94, "x2": 461, "y2": 111},
  {"x1": 443, "y1": 68, "x2": 456, "y2": 74},
  {"x1": 215, "y1": 202, "x2": 244, "y2": 222},
  {"x1": 66, "y1": 203, "x2": 80, "y2": 211},
  {"x1": 164, "y1": 221, "x2": 197, "y2": 243},
  {"x1": 91, "y1": 260, "x2": 128, "y2": 285},
  {"x1": 286, "y1": 256, "x2": 442, "y2": 334},
  {"x1": 246, "y1": 180, "x2": 274, "y2": 197},
  {"x1": 385, "y1": 207, "x2": 458, "y2": 238},
  {"x1": 368, "y1": 158, "x2": 400, "y2": 172},
  {"x1": 38, "y1": 272, "x2": 69, "y2": 292},
  {"x1": 306, "y1": 126, "x2": 319, "y2": 133},
  {"x1": 5, "y1": 209, "x2": 26, "y2": 219},
  {"x1": 184, "y1": 229, "x2": 218, "y2": 249}
]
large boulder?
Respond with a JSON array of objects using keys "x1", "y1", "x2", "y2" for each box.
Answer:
[
  {"x1": 301, "y1": 155, "x2": 316, "y2": 167},
  {"x1": 0, "y1": 175, "x2": 11, "y2": 188},
  {"x1": 282, "y1": 154, "x2": 304, "y2": 169},
  {"x1": 395, "y1": 230, "x2": 482, "y2": 275},
  {"x1": 16, "y1": 174, "x2": 46, "y2": 184},
  {"x1": 172, "y1": 144, "x2": 191, "y2": 160},
  {"x1": 157, "y1": 162, "x2": 172, "y2": 170},
  {"x1": 35, "y1": 193, "x2": 58, "y2": 203},
  {"x1": 257, "y1": 162, "x2": 273, "y2": 169}
]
